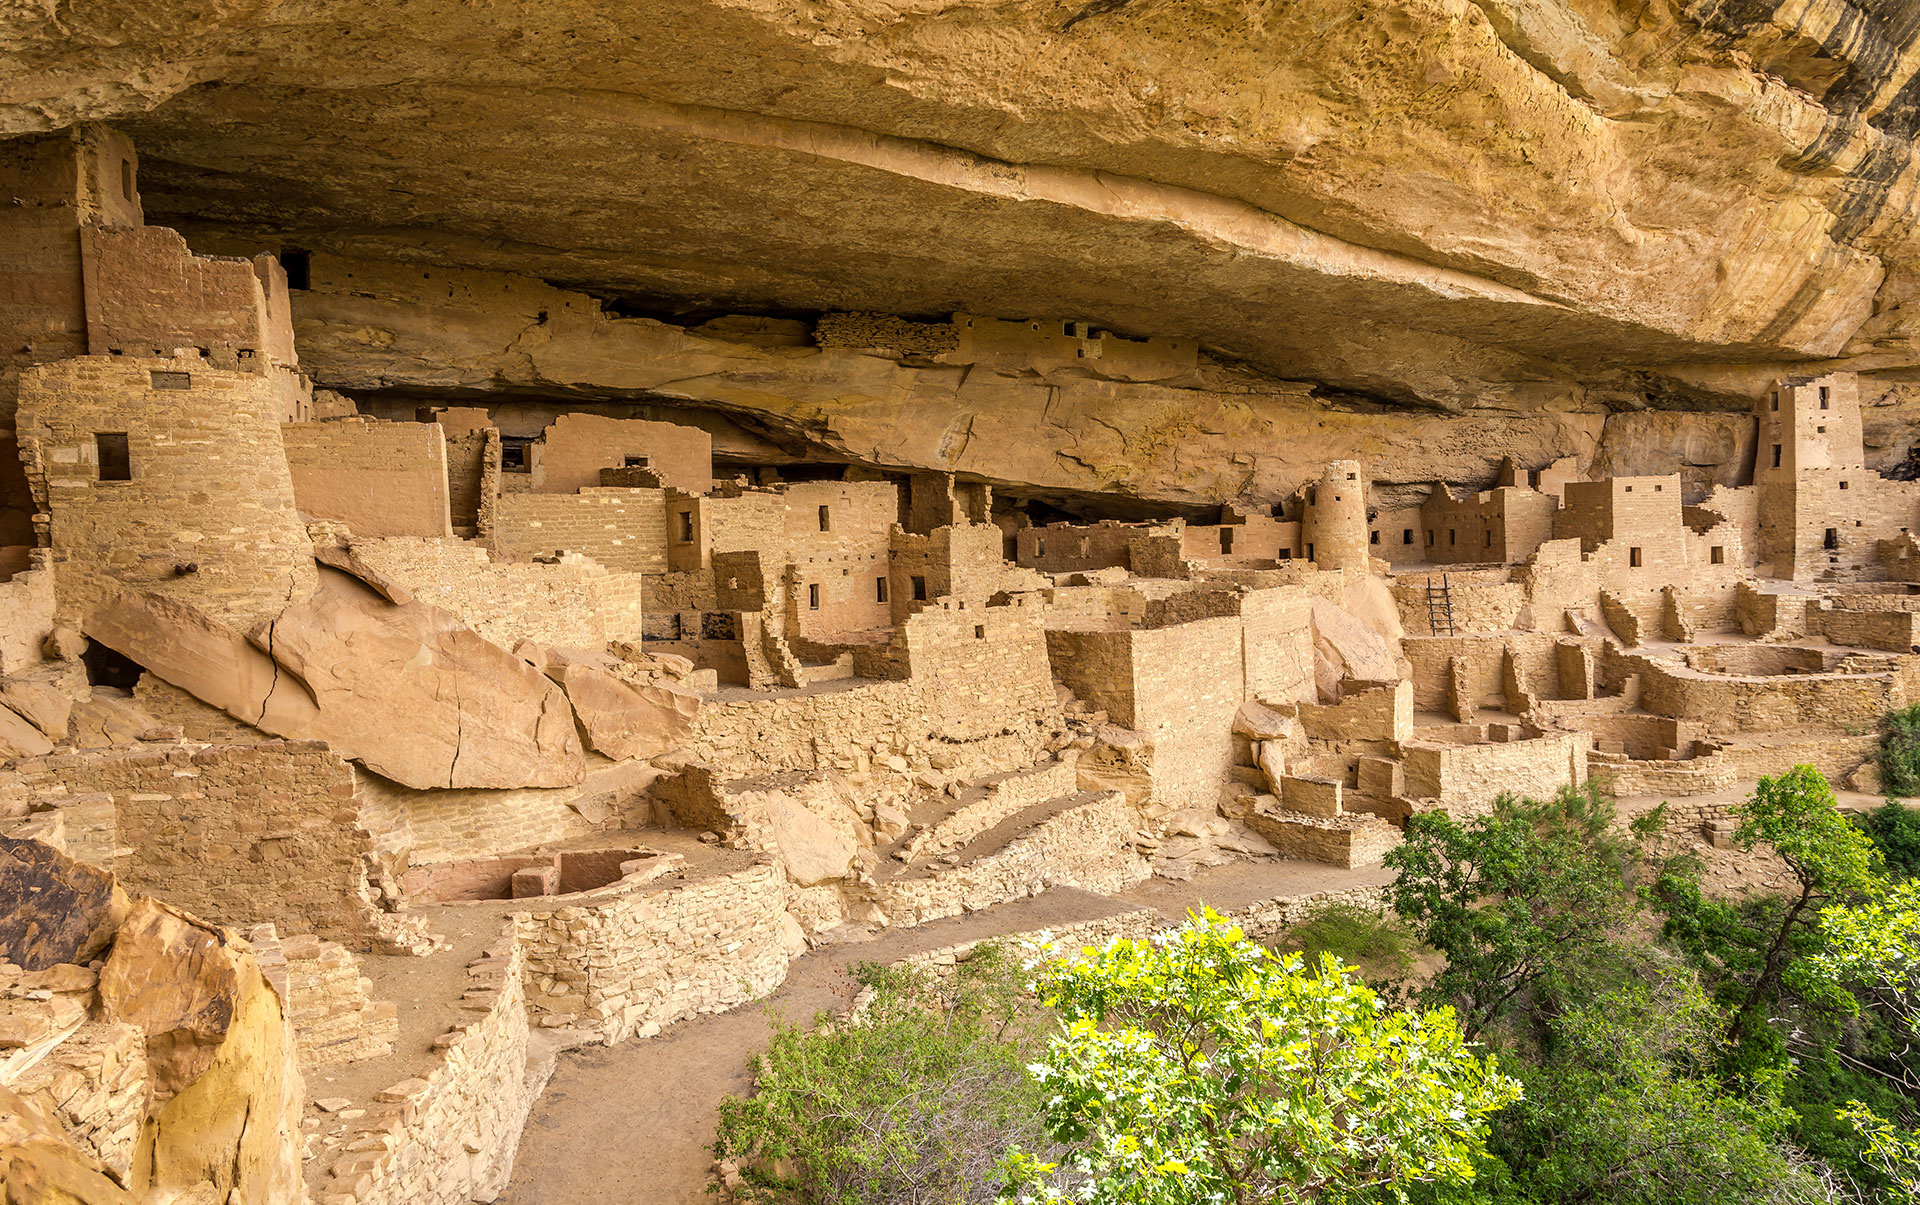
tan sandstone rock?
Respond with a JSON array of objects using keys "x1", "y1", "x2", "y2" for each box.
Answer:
[
  {"x1": 0, "y1": 839, "x2": 128, "y2": 972},
  {"x1": 547, "y1": 662, "x2": 700, "y2": 763}
]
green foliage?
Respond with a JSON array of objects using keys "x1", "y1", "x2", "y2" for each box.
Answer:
[
  {"x1": 1878, "y1": 704, "x2": 1920, "y2": 799},
  {"x1": 1383, "y1": 782, "x2": 1646, "y2": 1040},
  {"x1": 1860, "y1": 800, "x2": 1920, "y2": 881},
  {"x1": 1840, "y1": 1104, "x2": 1920, "y2": 1198},
  {"x1": 1001, "y1": 909, "x2": 1521, "y2": 1205},
  {"x1": 1484, "y1": 972, "x2": 1813, "y2": 1205},
  {"x1": 1719, "y1": 766, "x2": 1885, "y2": 1042},
  {"x1": 713, "y1": 943, "x2": 1058, "y2": 1204},
  {"x1": 1274, "y1": 902, "x2": 1422, "y2": 984},
  {"x1": 1811, "y1": 880, "x2": 1920, "y2": 1042}
]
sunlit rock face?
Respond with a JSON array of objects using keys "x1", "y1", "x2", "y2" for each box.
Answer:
[{"x1": 6, "y1": 0, "x2": 1920, "y2": 483}]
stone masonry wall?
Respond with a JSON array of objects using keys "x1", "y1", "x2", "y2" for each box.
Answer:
[
  {"x1": 5, "y1": 739, "x2": 382, "y2": 945},
  {"x1": 492, "y1": 487, "x2": 668, "y2": 573},
  {"x1": 1401, "y1": 731, "x2": 1588, "y2": 815},
  {"x1": 315, "y1": 927, "x2": 534, "y2": 1205},
  {"x1": 346, "y1": 538, "x2": 646, "y2": 648},
  {"x1": 515, "y1": 860, "x2": 790, "y2": 1043},
  {"x1": 282, "y1": 418, "x2": 453, "y2": 538},
  {"x1": 15, "y1": 355, "x2": 317, "y2": 629},
  {"x1": 0, "y1": 557, "x2": 54, "y2": 674}
]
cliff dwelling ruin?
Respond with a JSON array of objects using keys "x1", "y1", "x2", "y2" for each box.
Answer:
[{"x1": 5, "y1": 3, "x2": 1920, "y2": 1202}]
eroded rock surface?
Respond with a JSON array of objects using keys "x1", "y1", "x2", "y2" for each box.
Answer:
[{"x1": 85, "y1": 567, "x2": 586, "y2": 790}]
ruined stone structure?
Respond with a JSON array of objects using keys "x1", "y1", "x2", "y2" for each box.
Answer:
[{"x1": 6, "y1": 2, "x2": 1920, "y2": 1193}]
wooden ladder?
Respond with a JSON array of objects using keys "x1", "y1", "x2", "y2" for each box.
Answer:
[{"x1": 1427, "y1": 573, "x2": 1456, "y2": 636}]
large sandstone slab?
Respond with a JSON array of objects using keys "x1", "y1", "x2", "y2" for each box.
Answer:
[
  {"x1": 0, "y1": 838, "x2": 128, "y2": 972},
  {"x1": 85, "y1": 567, "x2": 584, "y2": 789},
  {"x1": 0, "y1": 1083, "x2": 136, "y2": 1205},
  {"x1": 0, "y1": 683, "x2": 70, "y2": 742},
  {"x1": 548, "y1": 662, "x2": 699, "y2": 762}
]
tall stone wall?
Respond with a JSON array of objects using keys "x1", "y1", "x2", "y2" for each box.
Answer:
[
  {"x1": 282, "y1": 418, "x2": 453, "y2": 537},
  {"x1": 533, "y1": 412, "x2": 712, "y2": 495},
  {"x1": 0, "y1": 557, "x2": 54, "y2": 674},
  {"x1": 492, "y1": 487, "x2": 668, "y2": 572},
  {"x1": 15, "y1": 354, "x2": 317, "y2": 629}
]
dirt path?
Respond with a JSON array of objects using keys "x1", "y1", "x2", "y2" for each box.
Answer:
[
  {"x1": 497, "y1": 886, "x2": 1135, "y2": 1205},
  {"x1": 501, "y1": 860, "x2": 1388, "y2": 1204}
]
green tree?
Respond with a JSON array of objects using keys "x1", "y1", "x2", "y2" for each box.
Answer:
[
  {"x1": 1716, "y1": 767, "x2": 1884, "y2": 1044},
  {"x1": 1812, "y1": 879, "x2": 1920, "y2": 1048},
  {"x1": 1486, "y1": 972, "x2": 1811, "y2": 1205},
  {"x1": 1839, "y1": 1104, "x2": 1920, "y2": 1198},
  {"x1": 714, "y1": 944, "x2": 1059, "y2": 1204},
  {"x1": 1860, "y1": 799, "x2": 1920, "y2": 881},
  {"x1": 1001, "y1": 910, "x2": 1521, "y2": 1205},
  {"x1": 1383, "y1": 783, "x2": 1650, "y2": 1040},
  {"x1": 1877, "y1": 704, "x2": 1920, "y2": 799}
]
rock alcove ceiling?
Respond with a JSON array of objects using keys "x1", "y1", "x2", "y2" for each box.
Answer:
[{"x1": 9, "y1": 0, "x2": 1920, "y2": 500}]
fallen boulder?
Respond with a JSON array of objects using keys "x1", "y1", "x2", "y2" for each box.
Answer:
[
  {"x1": 86, "y1": 566, "x2": 584, "y2": 790},
  {"x1": 0, "y1": 838, "x2": 128, "y2": 972},
  {"x1": 549, "y1": 662, "x2": 700, "y2": 762}
]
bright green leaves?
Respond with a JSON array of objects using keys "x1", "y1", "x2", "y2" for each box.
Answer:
[{"x1": 1001, "y1": 910, "x2": 1520, "y2": 1205}]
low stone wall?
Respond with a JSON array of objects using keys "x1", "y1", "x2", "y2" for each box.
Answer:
[
  {"x1": 249, "y1": 926, "x2": 398, "y2": 1069},
  {"x1": 1587, "y1": 751, "x2": 1739, "y2": 798},
  {"x1": 1243, "y1": 807, "x2": 1401, "y2": 868},
  {"x1": 878, "y1": 791, "x2": 1149, "y2": 926},
  {"x1": 900, "y1": 758, "x2": 1081, "y2": 862},
  {"x1": 347, "y1": 538, "x2": 646, "y2": 649},
  {"x1": 314, "y1": 927, "x2": 536, "y2": 1205},
  {"x1": 1621, "y1": 651, "x2": 1902, "y2": 735},
  {"x1": 515, "y1": 860, "x2": 791, "y2": 1044},
  {"x1": 1816, "y1": 606, "x2": 1920, "y2": 653},
  {"x1": 1401, "y1": 731, "x2": 1587, "y2": 815},
  {"x1": 684, "y1": 677, "x2": 1056, "y2": 785}
]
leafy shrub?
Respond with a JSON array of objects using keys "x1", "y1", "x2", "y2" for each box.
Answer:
[
  {"x1": 1274, "y1": 901, "x2": 1422, "y2": 983},
  {"x1": 1877, "y1": 704, "x2": 1920, "y2": 798},
  {"x1": 1003, "y1": 910, "x2": 1520, "y2": 1205},
  {"x1": 712, "y1": 943, "x2": 1059, "y2": 1204},
  {"x1": 1859, "y1": 799, "x2": 1920, "y2": 881}
]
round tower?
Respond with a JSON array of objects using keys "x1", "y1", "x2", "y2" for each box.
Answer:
[{"x1": 1305, "y1": 460, "x2": 1371, "y2": 572}]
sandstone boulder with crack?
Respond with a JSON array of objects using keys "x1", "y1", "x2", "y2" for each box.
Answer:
[
  {"x1": 84, "y1": 566, "x2": 585, "y2": 790},
  {"x1": 546, "y1": 661, "x2": 701, "y2": 763}
]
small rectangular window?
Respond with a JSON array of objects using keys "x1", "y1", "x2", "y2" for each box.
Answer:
[
  {"x1": 95, "y1": 433, "x2": 130, "y2": 482},
  {"x1": 1403, "y1": 529, "x2": 1413, "y2": 545},
  {"x1": 1079, "y1": 537, "x2": 1090, "y2": 557},
  {"x1": 1629, "y1": 547, "x2": 1643, "y2": 568},
  {"x1": 500, "y1": 439, "x2": 531, "y2": 472},
  {"x1": 120, "y1": 159, "x2": 133, "y2": 201},
  {"x1": 1840, "y1": 480, "x2": 1849, "y2": 490},
  {"x1": 279, "y1": 249, "x2": 311, "y2": 290},
  {"x1": 910, "y1": 575, "x2": 927, "y2": 601},
  {"x1": 1773, "y1": 445, "x2": 1783, "y2": 468},
  {"x1": 1624, "y1": 485, "x2": 1633, "y2": 493},
  {"x1": 1369, "y1": 531, "x2": 1380, "y2": 545},
  {"x1": 1825, "y1": 528, "x2": 1839, "y2": 550},
  {"x1": 1306, "y1": 543, "x2": 1315, "y2": 561},
  {"x1": 1484, "y1": 531, "x2": 1493, "y2": 547},
  {"x1": 1818, "y1": 425, "x2": 1827, "y2": 434},
  {"x1": 1771, "y1": 393, "x2": 1779, "y2": 411},
  {"x1": 676, "y1": 511, "x2": 694, "y2": 542},
  {"x1": 1448, "y1": 529, "x2": 1456, "y2": 545},
  {"x1": 1036, "y1": 537, "x2": 1046, "y2": 557},
  {"x1": 817, "y1": 504, "x2": 831, "y2": 532},
  {"x1": 1426, "y1": 530, "x2": 1434, "y2": 547},
  {"x1": 807, "y1": 583, "x2": 820, "y2": 610},
  {"x1": 974, "y1": 625, "x2": 986, "y2": 639},
  {"x1": 1710, "y1": 546, "x2": 1724, "y2": 565},
  {"x1": 876, "y1": 577, "x2": 888, "y2": 603},
  {"x1": 1821, "y1": 386, "x2": 1830, "y2": 408},
  {"x1": 624, "y1": 455, "x2": 649, "y2": 468},
  {"x1": 1654, "y1": 484, "x2": 1662, "y2": 492},
  {"x1": 150, "y1": 370, "x2": 190, "y2": 390},
  {"x1": 1220, "y1": 529, "x2": 1234, "y2": 553}
]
